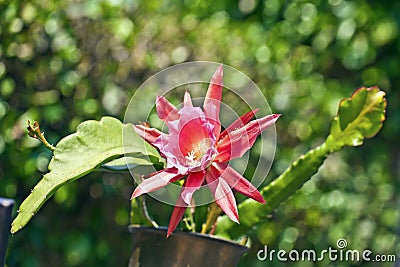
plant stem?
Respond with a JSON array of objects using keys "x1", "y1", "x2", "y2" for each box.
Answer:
[
  {"x1": 130, "y1": 195, "x2": 158, "y2": 227},
  {"x1": 214, "y1": 143, "x2": 330, "y2": 239},
  {"x1": 183, "y1": 206, "x2": 196, "y2": 232},
  {"x1": 140, "y1": 195, "x2": 158, "y2": 227},
  {"x1": 201, "y1": 202, "x2": 222, "y2": 234},
  {"x1": 27, "y1": 120, "x2": 55, "y2": 152}
]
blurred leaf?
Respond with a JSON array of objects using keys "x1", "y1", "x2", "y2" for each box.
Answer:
[
  {"x1": 326, "y1": 87, "x2": 387, "y2": 150},
  {"x1": 11, "y1": 117, "x2": 162, "y2": 234}
]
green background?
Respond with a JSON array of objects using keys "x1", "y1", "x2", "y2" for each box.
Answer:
[{"x1": 0, "y1": 0, "x2": 398, "y2": 266}]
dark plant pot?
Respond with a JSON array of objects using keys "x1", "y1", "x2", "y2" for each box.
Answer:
[
  {"x1": 128, "y1": 226, "x2": 248, "y2": 267},
  {"x1": 0, "y1": 198, "x2": 14, "y2": 267}
]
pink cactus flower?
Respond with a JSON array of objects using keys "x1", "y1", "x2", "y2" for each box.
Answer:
[{"x1": 132, "y1": 65, "x2": 280, "y2": 236}]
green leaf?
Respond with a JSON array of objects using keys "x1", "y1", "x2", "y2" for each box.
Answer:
[
  {"x1": 326, "y1": 87, "x2": 387, "y2": 150},
  {"x1": 11, "y1": 117, "x2": 162, "y2": 234},
  {"x1": 214, "y1": 87, "x2": 387, "y2": 240},
  {"x1": 101, "y1": 157, "x2": 153, "y2": 171},
  {"x1": 100, "y1": 155, "x2": 164, "y2": 174}
]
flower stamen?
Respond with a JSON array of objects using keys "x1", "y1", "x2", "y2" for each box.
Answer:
[
  {"x1": 185, "y1": 138, "x2": 214, "y2": 167},
  {"x1": 185, "y1": 150, "x2": 198, "y2": 164}
]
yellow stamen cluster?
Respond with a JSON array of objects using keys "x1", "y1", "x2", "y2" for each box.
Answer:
[{"x1": 185, "y1": 138, "x2": 213, "y2": 165}]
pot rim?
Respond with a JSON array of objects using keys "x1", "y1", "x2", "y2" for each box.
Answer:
[{"x1": 128, "y1": 225, "x2": 248, "y2": 250}]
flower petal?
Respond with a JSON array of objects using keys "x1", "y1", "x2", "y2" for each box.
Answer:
[
  {"x1": 206, "y1": 167, "x2": 239, "y2": 223},
  {"x1": 130, "y1": 168, "x2": 183, "y2": 199},
  {"x1": 156, "y1": 96, "x2": 180, "y2": 122},
  {"x1": 155, "y1": 105, "x2": 217, "y2": 174},
  {"x1": 178, "y1": 117, "x2": 212, "y2": 157},
  {"x1": 215, "y1": 114, "x2": 281, "y2": 162},
  {"x1": 134, "y1": 124, "x2": 163, "y2": 145},
  {"x1": 181, "y1": 171, "x2": 205, "y2": 205},
  {"x1": 212, "y1": 163, "x2": 265, "y2": 204},
  {"x1": 183, "y1": 91, "x2": 193, "y2": 107},
  {"x1": 167, "y1": 172, "x2": 204, "y2": 237},
  {"x1": 204, "y1": 65, "x2": 223, "y2": 139},
  {"x1": 219, "y1": 109, "x2": 259, "y2": 140},
  {"x1": 167, "y1": 198, "x2": 187, "y2": 237}
]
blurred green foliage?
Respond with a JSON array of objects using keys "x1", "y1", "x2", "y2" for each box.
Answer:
[{"x1": 0, "y1": 0, "x2": 398, "y2": 266}]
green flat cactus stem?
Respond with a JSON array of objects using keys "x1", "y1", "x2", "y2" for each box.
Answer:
[
  {"x1": 215, "y1": 87, "x2": 386, "y2": 240},
  {"x1": 215, "y1": 143, "x2": 329, "y2": 239},
  {"x1": 11, "y1": 117, "x2": 163, "y2": 234},
  {"x1": 259, "y1": 144, "x2": 328, "y2": 213}
]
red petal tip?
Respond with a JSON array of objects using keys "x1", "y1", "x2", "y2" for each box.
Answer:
[
  {"x1": 130, "y1": 188, "x2": 142, "y2": 200},
  {"x1": 217, "y1": 64, "x2": 223, "y2": 72},
  {"x1": 210, "y1": 65, "x2": 223, "y2": 86}
]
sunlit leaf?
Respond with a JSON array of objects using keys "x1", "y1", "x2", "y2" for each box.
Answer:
[
  {"x1": 326, "y1": 87, "x2": 387, "y2": 150},
  {"x1": 11, "y1": 117, "x2": 162, "y2": 234},
  {"x1": 101, "y1": 156, "x2": 163, "y2": 173}
]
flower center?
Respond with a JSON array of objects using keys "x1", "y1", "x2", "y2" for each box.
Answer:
[{"x1": 185, "y1": 138, "x2": 212, "y2": 165}]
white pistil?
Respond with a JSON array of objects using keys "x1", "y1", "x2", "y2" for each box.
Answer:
[
  {"x1": 185, "y1": 138, "x2": 213, "y2": 167},
  {"x1": 185, "y1": 150, "x2": 197, "y2": 164}
]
